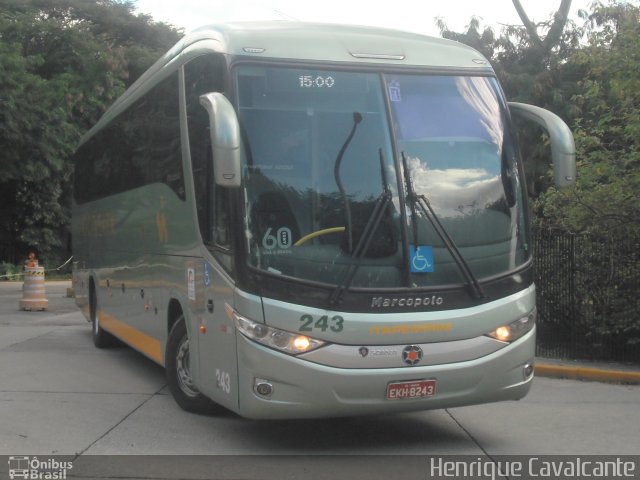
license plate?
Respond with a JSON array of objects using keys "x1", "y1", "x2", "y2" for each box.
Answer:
[{"x1": 386, "y1": 379, "x2": 437, "y2": 400}]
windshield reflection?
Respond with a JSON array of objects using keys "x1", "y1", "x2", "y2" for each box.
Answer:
[
  {"x1": 405, "y1": 155, "x2": 504, "y2": 218},
  {"x1": 388, "y1": 74, "x2": 528, "y2": 284},
  {"x1": 455, "y1": 75, "x2": 504, "y2": 148}
]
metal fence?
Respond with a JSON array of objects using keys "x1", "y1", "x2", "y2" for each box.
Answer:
[{"x1": 533, "y1": 230, "x2": 640, "y2": 363}]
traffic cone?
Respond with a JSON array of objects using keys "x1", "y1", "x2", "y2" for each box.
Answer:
[{"x1": 20, "y1": 264, "x2": 48, "y2": 311}]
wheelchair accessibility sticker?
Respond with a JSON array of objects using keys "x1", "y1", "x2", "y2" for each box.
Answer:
[{"x1": 410, "y1": 245, "x2": 434, "y2": 273}]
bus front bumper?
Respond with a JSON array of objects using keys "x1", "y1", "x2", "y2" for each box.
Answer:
[{"x1": 235, "y1": 329, "x2": 535, "y2": 419}]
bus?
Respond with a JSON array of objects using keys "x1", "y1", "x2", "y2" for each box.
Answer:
[{"x1": 72, "y1": 22, "x2": 576, "y2": 419}]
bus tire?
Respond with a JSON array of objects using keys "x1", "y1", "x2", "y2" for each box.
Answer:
[
  {"x1": 166, "y1": 318, "x2": 217, "y2": 414},
  {"x1": 90, "y1": 282, "x2": 116, "y2": 348}
]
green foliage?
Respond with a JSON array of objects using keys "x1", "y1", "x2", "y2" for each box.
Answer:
[
  {"x1": 536, "y1": 3, "x2": 640, "y2": 238},
  {"x1": 437, "y1": 16, "x2": 497, "y2": 60},
  {"x1": 0, "y1": 0, "x2": 181, "y2": 265},
  {"x1": 0, "y1": 262, "x2": 23, "y2": 281}
]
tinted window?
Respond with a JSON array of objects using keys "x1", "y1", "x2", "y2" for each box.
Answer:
[{"x1": 74, "y1": 72, "x2": 183, "y2": 203}]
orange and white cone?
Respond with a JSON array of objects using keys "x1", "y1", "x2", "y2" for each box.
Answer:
[{"x1": 20, "y1": 265, "x2": 48, "y2": 311}]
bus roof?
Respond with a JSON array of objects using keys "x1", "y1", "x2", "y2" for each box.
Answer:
[{"x1": 187, "y1": 22, "x2": 492, "y2": 69}]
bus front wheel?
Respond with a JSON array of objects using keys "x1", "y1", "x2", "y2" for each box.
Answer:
[{"x1": 166, "y1": 318, "x2": 217, "y2": 414}]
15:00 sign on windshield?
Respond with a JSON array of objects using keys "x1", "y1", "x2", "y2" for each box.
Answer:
[{"x1": 299, "y1": 75, "x2": 335, "y2": 88}]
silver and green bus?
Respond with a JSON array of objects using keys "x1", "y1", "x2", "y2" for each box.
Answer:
[{"x1": 72, "y1": 22, "x2": 576, "y2": 418}]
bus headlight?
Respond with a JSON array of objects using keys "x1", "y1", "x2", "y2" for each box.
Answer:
[
  {"x1": 230, "y1": 308, "x2": 326, "y2": 355},
  {"x1": 486, "y1": 308, "x2": 536, "y2": 343}
]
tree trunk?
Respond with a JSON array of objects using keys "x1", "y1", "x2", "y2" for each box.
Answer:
[{"x1": 512, "y1": 0, "x2": 572, "y2": 53}]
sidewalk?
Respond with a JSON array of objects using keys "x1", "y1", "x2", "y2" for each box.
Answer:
[{"x1": 535, "y1": 357, "x2": 640, "y2": 384}]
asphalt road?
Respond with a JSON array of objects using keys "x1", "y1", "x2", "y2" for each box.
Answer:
[{"x1": 1, "y1": 281, "x2": 639, "y2": 479}]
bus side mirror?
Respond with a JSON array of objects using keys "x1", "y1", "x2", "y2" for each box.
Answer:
[
  {"x1": 508, "y1": 102, "x2": 577, "y2": 188},
  {"x1": 199, "y1": 92, "x2": 242, "y2": 188}
]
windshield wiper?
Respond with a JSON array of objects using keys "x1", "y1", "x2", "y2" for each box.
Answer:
[
  {"x1": 328, "y1": 149, "x2": 392, "y2": 306},
  {"x1": 401, "y1": 152, "x2": 485, "y2": 300}
]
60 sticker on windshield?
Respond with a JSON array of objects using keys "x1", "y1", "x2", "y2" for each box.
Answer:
[{"x1": 299, "y1": 314, "x2": 344, "y2": 333}]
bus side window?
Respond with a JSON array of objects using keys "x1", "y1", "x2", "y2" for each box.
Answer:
[
  {"x1": 74, "y1": 73, "x2": 183, "y2": 205},
  {"x1": 184, "y1": 55, "x2": 233, "y2": 271}
]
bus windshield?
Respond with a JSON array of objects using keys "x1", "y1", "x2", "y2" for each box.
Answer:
[{"x1": 236, "y1": 66, "x2": 529, "y2": 290}]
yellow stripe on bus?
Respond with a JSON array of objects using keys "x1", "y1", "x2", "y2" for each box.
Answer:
[{"x1": 99, "y1": 311, "x2": 164, "y2": 365}]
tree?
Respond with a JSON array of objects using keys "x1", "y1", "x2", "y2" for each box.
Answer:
[
  {"x1": 535, "y1": 2, "x2": 640, "y2": 237},
  {"x1": 437, "y1": 16, "x2": 497, "y2": 61},
  {"x1": 0, "y1": 0, "x2": 181, "y2": 265},
  {"x1": 512, "y1": 0, "x2": 572, "y2": 54}
]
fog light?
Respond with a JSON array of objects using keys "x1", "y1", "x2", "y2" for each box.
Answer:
[
  {"x1": 524, "y1": 362, "x2": 534, "y2": 379},
  {"x1": 254, "y1": 379, "x2": 273, "y2": 397}
]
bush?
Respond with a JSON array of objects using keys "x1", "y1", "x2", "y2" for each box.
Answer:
[{"x1": 0, "y1": 262, "x2": 23, "y2": 281}]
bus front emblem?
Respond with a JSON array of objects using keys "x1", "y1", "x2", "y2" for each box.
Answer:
[{"x1": 402, "y1": 345, "x2": 423, "y2": 366}]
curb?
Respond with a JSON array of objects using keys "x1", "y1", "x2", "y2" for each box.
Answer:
[{"x1": 535, "y1": 363, "x2": 640, "y2": 385}]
